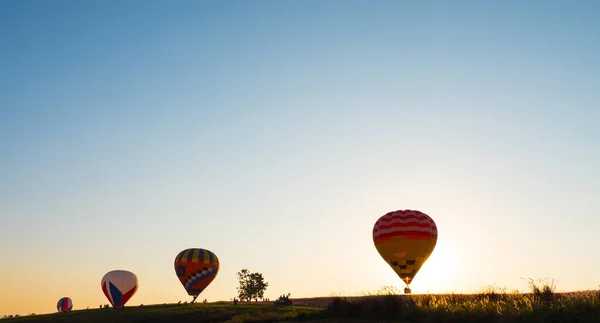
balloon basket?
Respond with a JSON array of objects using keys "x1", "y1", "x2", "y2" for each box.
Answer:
[{"x1": 404, "y1": 287, "x2": 412, "y2": 294}]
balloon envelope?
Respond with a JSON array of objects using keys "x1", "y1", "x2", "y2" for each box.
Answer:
[
  {"x1": 101, "y1": 270, "x2": 138, "y2": 307},
  {"x1": 57, "y1": 297, "x2": 72, "y2": 312},
  {"x1": 373, "y1": 209, "x2": 438, "y2": 286},
  {"x1": 174, "y1": 248, "x2": 219, "y2": 297}
]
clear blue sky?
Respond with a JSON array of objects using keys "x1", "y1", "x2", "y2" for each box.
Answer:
[{"x1": 1, "y1": 0, "x2": 599, "y2": 315}]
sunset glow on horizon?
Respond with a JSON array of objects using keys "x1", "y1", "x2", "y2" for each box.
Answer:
[{"x1": 2, "y1": 0, "x2": 599, "y2": 316}]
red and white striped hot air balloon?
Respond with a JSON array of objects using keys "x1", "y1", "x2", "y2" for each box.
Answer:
[{"x1": 373, "y1": 209, "x2": 438, "y2": 293}]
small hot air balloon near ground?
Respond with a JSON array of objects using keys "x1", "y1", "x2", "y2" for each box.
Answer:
[
  {"x1": 174, "y1": 248, "x2": 219, "y2": 303},
  {"x1": 57, "y1": 297, "x2": 73, "y2": 312},
  {"x1": 373, "y1": 209, "x2": 438, "y2": 293},
  {"x1": 101, "y1": 270, "x2": 138, "y2": 307}
]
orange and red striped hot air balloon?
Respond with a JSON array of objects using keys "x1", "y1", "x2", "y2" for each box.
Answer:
[{"x1": 373, "y1": 209, "x2": 438, "y2": 292}]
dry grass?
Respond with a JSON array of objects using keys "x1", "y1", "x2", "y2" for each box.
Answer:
[
  {"x1": 324, "y1": 281, "x2": 600, "y2": 323},
  {"x1": 5, "y1": 280, "x2": 599, "y2": 322}
]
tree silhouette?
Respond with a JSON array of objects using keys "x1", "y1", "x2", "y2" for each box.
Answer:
[{"x1": 236, "y1": 268, "x2": 269, "y2": 302}]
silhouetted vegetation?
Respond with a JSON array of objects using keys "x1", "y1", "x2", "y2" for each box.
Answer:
[
  {"x1": 236, "y1": 269, "x2": 269, "y2": 302},
  {"x1": 4, "y1": 281, "x2": 599, "y2": 322},
  {"x1": 325, "y1": 281, "x2": 600, "y2": 323}
]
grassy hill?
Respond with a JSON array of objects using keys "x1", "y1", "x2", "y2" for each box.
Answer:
[
  {"x1": 3, "y1": 303, "x2": 323, "y2": 323},
  {"x1": 4, "y1": 289, "x2": 600, "y2": 323}
]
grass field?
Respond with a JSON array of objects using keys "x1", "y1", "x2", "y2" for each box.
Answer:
[
  {"x1": 3, "y1": 303, "x2": 323, "y2": 323},
  {"x1": 4, "y1": 283, "x2": 600, "y2": 322}
]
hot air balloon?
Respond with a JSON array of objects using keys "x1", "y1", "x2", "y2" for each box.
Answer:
[
  {"x1": 174, "y1": 248, "x2": 219, "y2": 302},
  {"x1": 56, "y1": 297, "x2": 73, "y2": 312},
  {"x1": 101, "y1": 270, "x2": 138, "y2": 307},
  {"x1": 373, "y1": 209, "x2": 438, "y2": 293}
]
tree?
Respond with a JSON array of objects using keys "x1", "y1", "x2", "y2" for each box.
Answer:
[{"x1": 236, "y1": 268, "x2": 269, "y2": 302}]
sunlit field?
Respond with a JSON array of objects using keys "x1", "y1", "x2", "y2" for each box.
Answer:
[
  {"x1": 4, "y1": 280, "x2": 599, "y2": 323},
  {"x1": 326, "y1": 282, "x2": 600, "y2": 323}
]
